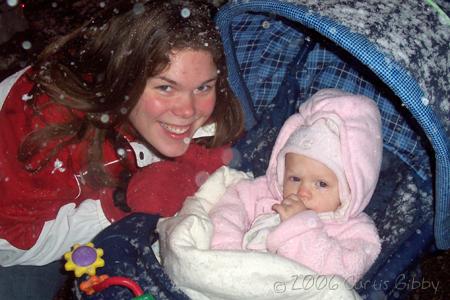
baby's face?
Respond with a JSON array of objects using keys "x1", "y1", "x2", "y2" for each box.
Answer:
[{"x1": 282, "y1": 153, "x2": 340, "y2": 213}]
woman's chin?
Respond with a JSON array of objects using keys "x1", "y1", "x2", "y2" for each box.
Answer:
[{"x1": 157, "y1": 141, "x2": 190, "y2": 158}]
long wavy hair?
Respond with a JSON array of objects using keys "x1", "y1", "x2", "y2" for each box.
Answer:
[{"x1": 18, "y1": 0, "x2": 244, "y2": 206}]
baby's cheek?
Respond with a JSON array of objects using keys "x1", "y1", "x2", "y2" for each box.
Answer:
[{"x1": 282, "y1": 182, "x2": 296, "y2": 198}]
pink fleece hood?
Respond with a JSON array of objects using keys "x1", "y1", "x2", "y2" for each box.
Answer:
[{"x1": 266, "y1": 89, "x2": 383, "y2": 221}]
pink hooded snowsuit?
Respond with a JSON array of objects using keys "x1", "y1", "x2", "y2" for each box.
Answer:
[{"x1": 209, "y1": 89, "x2": 383, "y2": 285}]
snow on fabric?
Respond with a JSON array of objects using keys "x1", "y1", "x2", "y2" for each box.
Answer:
[{"x1": 275, "y1": 0, "x2": 449, "y2": 130}]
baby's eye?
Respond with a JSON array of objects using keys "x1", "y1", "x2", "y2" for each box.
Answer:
[
  {"x1": 289, "y1": 176, "x2": 301, "y2": 182},
  {"x1": 316, "y1": 181, "x2": 328, "y2": 188}
]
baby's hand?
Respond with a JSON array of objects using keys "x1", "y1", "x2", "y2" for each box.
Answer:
[{"x1": 272, "y1": 194, "x2": 307, "y2": 222}]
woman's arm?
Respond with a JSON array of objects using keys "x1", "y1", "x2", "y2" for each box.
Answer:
[
  {"x1": 126, "y1": 143, "x2": 232, "y2": 217},
  {"x1": 0, "y1": 67, "x2": 29, "y2": 110}
]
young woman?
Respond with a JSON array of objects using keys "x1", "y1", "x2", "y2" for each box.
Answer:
[{"x1": 0, "y1": 0, "x2": 243, "y2": 298}]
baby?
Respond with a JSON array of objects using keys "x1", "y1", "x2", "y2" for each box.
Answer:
[{"x1": 209, "y1": 89, "x2": 383, "y2": 285}]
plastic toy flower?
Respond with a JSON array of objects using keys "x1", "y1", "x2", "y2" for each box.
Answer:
[{"x1": 64, "y1": 242, "x2": 105, "y2": 277}]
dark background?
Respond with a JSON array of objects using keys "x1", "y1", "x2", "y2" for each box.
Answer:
[{"x1": 0, "y1": 1, "x2": 448, "y2": 299}]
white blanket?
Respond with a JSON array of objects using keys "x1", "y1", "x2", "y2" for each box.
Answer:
[{"x1": 157, "y1": 166, "x2": 361, "y2": 300}]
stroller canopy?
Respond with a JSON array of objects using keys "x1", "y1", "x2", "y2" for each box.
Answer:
[{"x1": 217, "y1": 0, "x2": 449, "y2": 250}]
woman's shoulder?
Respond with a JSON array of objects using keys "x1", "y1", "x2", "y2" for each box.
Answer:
[
  {"x1": 0, "y1": 67, "x2": 32, "y2": 110},
  {"x1": 1, "y1": 67, "x2": 79, "y2": 128}
]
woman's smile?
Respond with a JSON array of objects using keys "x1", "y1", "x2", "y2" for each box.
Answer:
[{"x1": 159, "y1": 122, "x2": 190, "y2": 135}]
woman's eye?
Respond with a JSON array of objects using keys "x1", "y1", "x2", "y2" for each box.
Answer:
[
  {"x1": 316, "y1": 181, "x2": 328, "y2": 188},
  {"x1": 156, "y1": 85, "x2": 172, "y2": 93},
  {"x1": 195, "y1": 84, "x2": 210, "y2": 93}
]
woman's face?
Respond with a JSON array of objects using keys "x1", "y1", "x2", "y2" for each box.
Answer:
[{"x1": 129, "y1": 49, "x2": 217, "y2": 157}]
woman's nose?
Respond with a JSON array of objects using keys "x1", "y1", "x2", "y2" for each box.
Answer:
[{"x1": 173, "y1": 93, "x2": 195, "y2": 118}]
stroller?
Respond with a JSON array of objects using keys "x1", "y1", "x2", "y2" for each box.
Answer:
[{"x1": 75, "y1": 0, "x2": 449, "y2": 299}]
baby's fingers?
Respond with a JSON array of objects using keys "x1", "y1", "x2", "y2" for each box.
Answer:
[
  {"x1": 272, "y1": 203, "x2": 290, "y2": 221},
  {"x1": 284, "y1": 194, "x2": 300, "y2": 202},
  {"x1": 272, "y1": 203, "x2": 284, "y2": 214},
  {"x1": 281, "y1": 198, "x2": 296, "y2": 206}
]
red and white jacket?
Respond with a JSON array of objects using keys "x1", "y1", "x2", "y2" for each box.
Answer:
[{"x1": 0, "y1": 68, "x2": 229, "y2": 266}]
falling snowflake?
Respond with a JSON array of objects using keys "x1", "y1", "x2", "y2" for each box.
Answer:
[
  {"x1": 183, "y1": 137, "x2": 191, "y2": 144},
  {"x1": 120, "y1": 107, "x2": 128, "y2": 115},
  {"x1": 21, "y1": 93, "x2": 33, "y2": 101},
  {"x1": 221, "y1": 147, "x2": 233, "y2": 164},
  {"x1": 262, "y1": 20, "x2": 270, "y2": 29},
  {"x1": 117, "y1": 148, "x2": 126, "y2": 157},
  {"x1": 229, "y1": 148, "x2": 242, "y2": 168},
  {"x1": 195, "y1": 171, "x2": 209, "y2": 187},
  {"x1": 6, "y1": 0, "x2": 18, "y2": 7},
  {"x1": 22, "y1": 41, "x2": 32, "y2": 50},
  {"x1": 306, "y1": 218, "x2": 317, "y2": 228},
  {"x1": 52, "y1": 159, "x2": 66, "y2": 174},
  {"x1": 439, "y1": 98, "x2": 449, "y2": 113},
  {"x1": 421, "y1": 97, "x2": 429, "y2": 106},
  {"x1": 100, "y1": 114, "x2": 110, "y2": 124},
  {"x1": 181, "y1": 8, "x2": 191, "y2": 18},
  {"x1": 133, "y1": 3, "x2": 145, "y2": 15}
]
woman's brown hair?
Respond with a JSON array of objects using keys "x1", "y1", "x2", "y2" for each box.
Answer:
[{"x1": 19, "y1": 0, "x2": 244, "y2": 197}]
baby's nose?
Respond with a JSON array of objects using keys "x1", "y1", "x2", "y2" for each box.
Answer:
[{"x1": 297, "y1": 184, "x2": 311, "y2": 199}]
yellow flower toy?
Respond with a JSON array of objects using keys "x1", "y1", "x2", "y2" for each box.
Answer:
[{"x1": 64, "y1": 242, "x2": 105, "y2": 277}]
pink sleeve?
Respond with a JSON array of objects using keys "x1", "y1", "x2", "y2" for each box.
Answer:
[
  {"x1": 209, "y1": 178, "x2": 267, "y2": 250},
  {"x1": 266, "y1": 211, "x2": 381, "y2": 285}
]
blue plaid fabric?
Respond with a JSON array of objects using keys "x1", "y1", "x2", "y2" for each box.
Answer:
[
  {"x1": 231, "y1": 14, "x2": 303, "y2": 112},
  {"x1": 230, "y1": 13, "x2": 431, "y2": 180}
]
